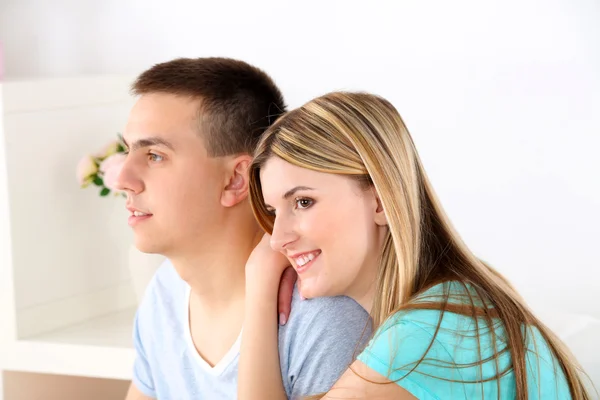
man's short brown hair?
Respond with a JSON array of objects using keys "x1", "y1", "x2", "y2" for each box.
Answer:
[{"x1": 131, "y1": 57, "x2": 286, "y2": 157}]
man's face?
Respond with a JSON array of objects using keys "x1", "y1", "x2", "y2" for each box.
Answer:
[{"x1": 117, "y1": 93, "x2": 228, "y2": 255}]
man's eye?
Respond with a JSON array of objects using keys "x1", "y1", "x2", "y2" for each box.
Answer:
[{"x1": 148, "y1": 153, "x2": 164, "y2": 162}]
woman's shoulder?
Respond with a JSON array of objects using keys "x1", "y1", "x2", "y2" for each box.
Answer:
[
  {"x1": 380, "y1": 281, "x2": 484, "y2": 330},
  {"x1": 412, "y1": 281, "x2": 486, "y2": 305},
  {"x1": 366, "y1": 282, "x2": 571, "y2": 399}
]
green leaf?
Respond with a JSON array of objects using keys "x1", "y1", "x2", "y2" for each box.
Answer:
[
  {"x1": 100, "y1": 187, "x2": 110, "y2": 196},
  {"x1": 116, "y1": 133, "x2": 127, "y2": 153},
  {"x1": 93, "y1": 176, "x2": 104, "y2": 186}
]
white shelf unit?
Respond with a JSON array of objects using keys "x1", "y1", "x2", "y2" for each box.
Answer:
[{"x1": 0, "y1": 76, "x2": 139, "y2": 381}]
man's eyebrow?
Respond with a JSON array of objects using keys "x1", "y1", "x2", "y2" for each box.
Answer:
[{"x1": 123, "y1": 136, "x2": 175, "y2": 152}]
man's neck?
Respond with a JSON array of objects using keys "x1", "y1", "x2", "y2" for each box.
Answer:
[
  {"x1": 168, "y1": 222, "x2": 263, "y2": 311},
  {"x1": 161, "y1": 210, "x2": 263, "y2": 367}
]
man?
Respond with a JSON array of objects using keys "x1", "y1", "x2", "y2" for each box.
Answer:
[{"x1": 117, "y1": 57, "x2": 370, "y2": 399}]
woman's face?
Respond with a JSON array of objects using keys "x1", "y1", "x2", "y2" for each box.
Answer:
[{"x1": 260, "y1": 156, "x2": 387, "y2": 307}]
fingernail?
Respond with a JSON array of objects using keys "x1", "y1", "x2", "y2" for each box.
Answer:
[{"x1": 279, "y1": 313, "x2": 287, "y2": 326}]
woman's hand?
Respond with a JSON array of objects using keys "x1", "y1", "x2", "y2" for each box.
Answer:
[
  {"x1": 246, "y1": 233, "x2": 298, "y2": 325},
  {"x1": 246, "y1": 233, "x2": 291, "y2": 299}
]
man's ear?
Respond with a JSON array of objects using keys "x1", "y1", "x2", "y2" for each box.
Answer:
[
  {"x1": 372, "y1": 189, "x2": 388, "y2": 226},
  {"x1": 221, "y1": 155, "x2": 253, "y2": 208}
]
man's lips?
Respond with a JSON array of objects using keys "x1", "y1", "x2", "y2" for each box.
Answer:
[
  {"x1": 126, "y1": 206, "x2": 152, "y2": 226},
  {"x1": 126, "y1": 205, "x2": 152, "y2": 216}
]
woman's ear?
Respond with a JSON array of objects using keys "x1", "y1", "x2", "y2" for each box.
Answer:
[
  {"x1": 221, "y1": 155, "x2": 252, "y2": 207},
  {"x1": 373, "y1": 190, "x2": 388, "y2": 226}
]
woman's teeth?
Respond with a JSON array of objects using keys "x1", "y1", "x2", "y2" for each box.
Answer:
[{"x1": 295, "y1": 252, "x2": 317, "y2": 267}]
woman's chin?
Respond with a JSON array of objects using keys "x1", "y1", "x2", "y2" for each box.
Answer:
[
  {"x1": 298, "y1": 278, "x2": 317, "y2": 299},
  {"x1": 298, "y1": 277, "x2": 334, "y2": 300}
]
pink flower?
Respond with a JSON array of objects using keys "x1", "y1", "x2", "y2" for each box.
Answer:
[
  {"x1": 100, "y1": 153, "x2": 126, "y2": 191},
  {"x1": 76, "y1": 155, "x2": 98, "y2": 187}
]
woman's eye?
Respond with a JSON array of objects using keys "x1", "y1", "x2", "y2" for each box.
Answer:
[{"x1": 295, "y1": 198, "x2": 314, "y2": 209}]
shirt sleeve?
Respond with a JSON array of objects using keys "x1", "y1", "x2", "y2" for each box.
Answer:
[{"x1": 283, "y1": 293, "x2": 372, "y2": 400}]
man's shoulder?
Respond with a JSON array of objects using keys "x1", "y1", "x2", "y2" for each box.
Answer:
[
  {"x1": 277, "y1": 287, "x2": 372, "y2": 398},
  {"x1": 281, "y1": 285, "x2": 371, "y2": 342},
  {"x1": 137, "y1": 259, "x2": 187, "y2": 319},
  {"x1": 152, "y1": 258, "x2": 180, "y2": 283},
  {"x1": 288, "y1": 285, "x2": 369, "y2": 323},
  {"x1": 145, "y1": 259, "x2": 186, "y2": 295}
]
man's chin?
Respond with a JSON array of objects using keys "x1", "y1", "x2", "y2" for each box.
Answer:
[{"x1": 132, "y1": 237, "x2": 165, "y2": 255}]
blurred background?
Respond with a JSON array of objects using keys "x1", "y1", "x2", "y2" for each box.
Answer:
[{"x1": 0, "y1": 0, "x2": 599, "y2": 399}]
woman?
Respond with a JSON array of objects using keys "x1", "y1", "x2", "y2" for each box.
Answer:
[{"x1": 238, "y1": 92, "x2": 592, "y2": 399}]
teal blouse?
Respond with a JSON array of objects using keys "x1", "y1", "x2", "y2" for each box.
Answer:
[{"x1": 357, "y1": 282, "x2": 571, "y2": 399}]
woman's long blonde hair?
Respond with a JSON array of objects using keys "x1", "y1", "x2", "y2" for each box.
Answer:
[{"x1": 248, "y1": 92, "x2": 592, "y2": 399}]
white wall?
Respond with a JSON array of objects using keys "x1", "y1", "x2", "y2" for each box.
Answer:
[
  {"x1": 0, "y1": 0, "x2": 599, "y2": 315},
  {"x1": 1, "y1": 77, "x2": 139, "y2": 342},
  {"x1": 0, "y1": 82, "x2": 11, "y2": 400}
]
